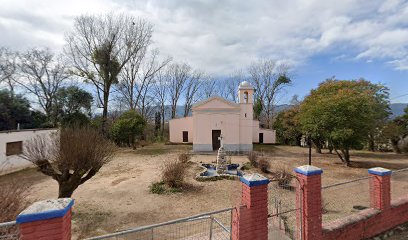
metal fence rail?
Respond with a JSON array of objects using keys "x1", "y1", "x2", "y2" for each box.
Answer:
[
  {"x1": 321, "y1": 176, "x2": 372, "y2": 223},
  {"x1": 391, "y1": 168, "x2": 408, "y2": 202},
  {"x1": 0, "y1": 221, "x2": 18, "y2": 240},
  {"x1": 86, "y1": 208, "x2": 234, "y2": 240}
]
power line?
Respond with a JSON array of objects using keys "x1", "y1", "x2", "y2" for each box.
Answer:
[{"x1": 390, "y1": 93, "x2": 408, "y2": 100}]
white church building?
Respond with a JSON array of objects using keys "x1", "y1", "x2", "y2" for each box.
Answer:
[{"x1": 169, "y1": 81, "x2": 276, "y2": 152}]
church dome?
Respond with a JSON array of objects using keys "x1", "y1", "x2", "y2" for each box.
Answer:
[
  {"x1": 239, "y1": 81, "x2": 253, "y2": 89},
  {"x1": 240, "y1": 81, "x2": 250, "y2": 87}
]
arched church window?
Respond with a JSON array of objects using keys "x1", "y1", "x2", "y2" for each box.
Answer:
[{"x1": 244, "y1": 91, "x2": 248, "y2": 103}]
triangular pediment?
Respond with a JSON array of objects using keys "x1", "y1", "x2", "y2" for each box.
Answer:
[{"x1": 193, "y1": 96, "x2": 240, "y2": 110}]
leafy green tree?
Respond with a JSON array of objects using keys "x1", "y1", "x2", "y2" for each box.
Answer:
[
  {"x1": 382, "y1": 107, "x2": 408, "y2": 153},
  {"x1": 273, "y1": 106, "x2": 302, "y2": 145},
  {"x1": 0, "y1": 90, "x2": 32, "y2": 130},
  {"x1": 298, "y1": 79, "x2": 390, "y2": 165},
  {"x1": 110, "y1": 110, "x2": 146, "y2": 148},
  {"x1": 54, "y1": 86, "x2": 93, "y2": 126}
]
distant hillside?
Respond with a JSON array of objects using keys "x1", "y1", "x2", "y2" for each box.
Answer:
[{"x1": 390, "y1": 103, "x2": 408, "y2": 118}]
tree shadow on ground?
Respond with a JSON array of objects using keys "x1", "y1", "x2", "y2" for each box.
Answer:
[{"x1": 349, "y1": 160, "x2": 408, "y2": 170}]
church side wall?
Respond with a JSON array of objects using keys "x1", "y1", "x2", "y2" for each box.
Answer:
[
  {"x1": 169, "y1": 117, "x2": 193, "y2": 143},
  {"x1": 252, "y1": 120, "x2": 276, "y2": 144},
  {"x1": 259, "y1": 128, "x2": 276, "y2": 144}
]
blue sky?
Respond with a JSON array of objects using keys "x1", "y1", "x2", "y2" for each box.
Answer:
[
  {"x1": 289, "y1": 54, "x2": 408, "y2": 104},
  {"x1": 0, "y1": 0, "x2": 407, "y2": 105}
]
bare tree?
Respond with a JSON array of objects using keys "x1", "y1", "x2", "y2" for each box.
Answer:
[
  {"x1": 0, "y1": 47, "x2": 17, "y2": 93},
  {"x1": 16, "y1": 48, "x2": 70, "y2": 125},
  {"x1": 183, "y1": 71, "x2": 203, "y2": 117},
  {"x1": 153, "y1": 68, "x2": 169, "y2": 135},
  {"x1": 22, "y1": 127, "x2": 116, "y2": 198},
  {"x1": 118, "y1": 49, "x2": 170, "y2": 116},
  {"x1": 65, "y1": 13, "x2": 153, "y2": 134},
  {"x1": 168, "y1": 63, "x2": 190, "y2": 119},
  {"x1": 248, "y1": 59, "x2": 291, "y2": 128},
  {"x1": 221, "y1": 70, "x2": 245, "y2": 102},
  {"x1": 200, "y1": 77, "x2": 219, "y2": 99}
]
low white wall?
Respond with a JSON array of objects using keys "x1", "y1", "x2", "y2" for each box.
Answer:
[{"x1": 0, "y1": 129, "x2": 58, "y2": 175}]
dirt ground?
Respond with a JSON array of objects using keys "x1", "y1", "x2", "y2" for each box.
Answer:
[{"x1": 1, "y1": 144, "x2": 408, "y2": 239}]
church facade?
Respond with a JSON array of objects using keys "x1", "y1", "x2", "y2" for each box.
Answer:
[{"x1": 169, "y1": 81, "x2": 276, "y2": 152}]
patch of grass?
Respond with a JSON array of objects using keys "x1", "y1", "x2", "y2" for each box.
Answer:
[
  {"x1": 72, "y1": 205, "x2": 112, "y2": 239},
  {"x1": 149, "y1": 181, "x2": 166, "y2": 194},
  {"x1": 135, "y1": 147, "x2": 170, "y2": 155},
  {"x1": 149, "y1": 181, "x2": 183, "y2": 194},
  {"x1": 240, "y1": 162, "x2": 253, "y2": 171},
  {"x1": 253, "y1": 144, "x2": 278, "y2": 152}
]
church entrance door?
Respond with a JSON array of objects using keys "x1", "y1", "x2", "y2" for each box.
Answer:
[{"x1": 212, "y1": 130, "x2": 221, "y2": 151}]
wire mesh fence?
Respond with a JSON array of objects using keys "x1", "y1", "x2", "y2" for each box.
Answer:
[
  {"x1": 321, "y1": 177, "x2": 372, "y2": 223},
  {"x1": 268, "y1": 176, "x2": 301, "y2": 240},
  {"x1": 86, "y1": 208, "x2": 233, "y2": 240},
  {"x1": 0, "y1": 221, "x2": 18, "y2": 240},
  {"x1": 391, "y1": 168, "x2": 408, "y2": 202}
]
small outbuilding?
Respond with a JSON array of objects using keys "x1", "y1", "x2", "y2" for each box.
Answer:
[
  {"x1": 169, "y1": 81, "x2": 276, "y2": 152},
  {"x1": 0, "y1": 128, "x2": 57, "y2": 175}
]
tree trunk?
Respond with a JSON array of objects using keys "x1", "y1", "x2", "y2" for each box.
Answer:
[
  {"x1": 58, "y1": 181, "x2": 77, "y2": 198},
  {"x1": 340, "y1": 148, "x2": 351, "y2": 166},
  {"x1": 391, "y1": 138, "x2": 401, "y2": 154},
  {"x1": 368, "y1": 135, "x2": 375, "y2": 152},
  {"x1": 101, "y1": 91, "x2": 109, "y2": 135},
  {"x1": 313, "y1": 140, "x2": 322, "y2": 154}
]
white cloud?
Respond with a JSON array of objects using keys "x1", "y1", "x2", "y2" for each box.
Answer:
[{"x1": 0, "y1": 0, "x2": 407, "y2": 74}]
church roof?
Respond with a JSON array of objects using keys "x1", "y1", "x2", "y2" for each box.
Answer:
[{"x1": 192, "y1": 96, "x2": 240, "y2": 109}]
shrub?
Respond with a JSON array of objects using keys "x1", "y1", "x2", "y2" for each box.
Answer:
[
  {"x1": 162, "y1": 159, "x2": 187, "y2": 188},
  {"x1": 257, "y1": 157, "x2": 270, "y2": 173},
  {"x1": 149, "y1": 182, "x2": 166, "y2": 194},
  {"x1": 274, "y1": 168, "x2": 293, "y2": 188},
  {"x1": 0, "y1": 182, "x2": 29, "y2": 222},
  {"x1": 247, "y1": 152, "x2": 258, "y2": 167},
  {"x1": 110, "y1": 110, "x2": 146, "y2": 147},
  {"x1": 178, "y1": 152, "x2": 191, "y2": 164}
]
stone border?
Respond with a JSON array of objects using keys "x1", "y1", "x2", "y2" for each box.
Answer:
[{"x1": 195, "y1": 163, "x2": 243, "y2": 181}]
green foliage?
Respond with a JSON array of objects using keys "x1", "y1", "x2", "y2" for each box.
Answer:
[
  {"x1": 92, "y1": 43, "x2": 121, "y2": 85},
  {"x1": 149, "y1": 181, "x2": 166, "y2": 194},
  {"x1": 298, "y1": 79, "x2": 390, "y2": 165},
  {"x1": 110, "y1": 110, "x2": 146, "y2": 147},
  {"x1": 273, "y1": 106, "x2": 302, "y2": 145},
  {"x1": 54, "y1": 86, "x2": 93, "y2": 127},
  {"x1": 253, "y1": 98, "x2": 263, "y2": 120},
  {"x1": 0, "y1": 90, "x2": 38, "y2": 130},
  {"x1": 381, "y1": 107, "x2": 408, "y2": 153}
]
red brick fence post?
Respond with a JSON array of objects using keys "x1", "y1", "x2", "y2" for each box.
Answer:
[
  {"x1": 369, "y1": 167, "x2": 392, "y2": 211},
  {"x1": 295, "y1": 165, "x2": 323, "y2": 240},
  {"x1": 16, "y1": 198, "x2": 74, "y2": 240},
  {"x1": 232, "y1": 173, "x2": 269, "y2": 240}
]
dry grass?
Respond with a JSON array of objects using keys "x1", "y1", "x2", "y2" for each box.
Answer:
[
  {"x1": 258, "y1": 157, "x2": 270, "y2": 173},
  {"x1": 0, "y1": 181, "x2": 29, "y2": 222},
  {"x1": 247, "y1": 151, "x2": 258, "y2": 167},
  {"x1": 178, "y1": 152, "x2": 191, "y2": 164},
  {"x1": 162, "y1": 159, "x2": 188, "y2": 188}
]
